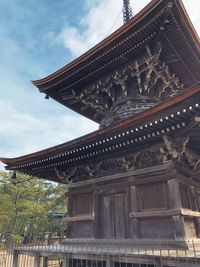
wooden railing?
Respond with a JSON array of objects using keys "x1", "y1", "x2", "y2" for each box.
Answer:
[{"x1": 1, "y1": 238, "x2": 200, "y2": 267}]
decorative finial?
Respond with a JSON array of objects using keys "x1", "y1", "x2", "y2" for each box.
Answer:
[{"x1": 123, "y1": 0, "x2": 133, "y2": 24}]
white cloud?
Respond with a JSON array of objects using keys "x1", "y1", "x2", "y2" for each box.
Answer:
[
  {"x1": 56, "y1": 0, "x2": 123, "y2": 57},
  {"x1": 0, "y1": 0, "x2": 199, "y2": 172},
  {"x1": 55, "y1": 0, "x2": 199, "y2": 57},
  {"x1": 0, "y1": 99, "x2": 98, "y2": 169},
  {"x1": 183, "y1": 0, "x2": 200, "y2": 35},
  {"x1": 0, "y1": 20, "x2": 99, "y2": 171}
]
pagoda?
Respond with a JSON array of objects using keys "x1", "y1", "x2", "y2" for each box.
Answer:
[{"x1": 1, "y1": 0, "x2": 200, "y2": 247}]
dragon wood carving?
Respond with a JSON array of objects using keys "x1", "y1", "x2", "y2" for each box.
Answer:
[
  {"x1": 54, "y1": 145, "x2": 166, "y2": 183},
  {"x1": 54, "y1": 137, "x2": 200, "y2": 183},
  {"x1": 163, "y1": 135, "x2": 200, "y2": 175},
  {"x1": 62, "y1": 46, "x2": 184, "y2": 126}
]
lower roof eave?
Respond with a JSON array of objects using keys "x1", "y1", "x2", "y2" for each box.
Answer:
[{"x1": 1, "y1": 86, "x2": 200, "y2": 182}]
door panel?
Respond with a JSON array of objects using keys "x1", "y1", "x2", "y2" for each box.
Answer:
[
  {"x1": 99, "y1": 194, "x2": 114, "y2": 238},
  {"x1": 99, "y1": 192, "x2": 126, "y2": 239},
  {"x1": 114, "y1": 193, "x2": 126, "y2": 239}
]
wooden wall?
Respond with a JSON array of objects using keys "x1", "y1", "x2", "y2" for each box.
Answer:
[{"x1": 66, "y1": 163, "x2": 200, "y2": 241}]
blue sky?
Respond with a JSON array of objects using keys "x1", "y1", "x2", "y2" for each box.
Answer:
[{"x1": 0, "y1": 0, "x2": 199, "y2": 170}]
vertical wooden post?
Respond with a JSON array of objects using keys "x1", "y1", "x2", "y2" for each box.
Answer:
[
  {"x1": 67, "y1": 192, "x2": 73, "y2": 238},
  {"x1": 93, "y1": 191, "x2": 99, "y2": 238},
  {"x1": 168, "y1": 179, "x2": 185, "y2": 239},
  {"x1": 130, "y1": 185, "x2": 139, "y2": 238},
  {"x1": 168, "y1": 179, "x2": 182, "y2": 209},
  {"x1": 34, "y1": 253, "x2": 40, "y2": 267},
  {"x1": 63, "y1": 255, "x2": 69, "y2": 267},
  {"x1": 12, "y1": 249, "x2": 19, "y2": 267},
  {"x1": 106, "y1": 256, "x2": 113, "y2": 267},
  {"x1": 43, "y1": 256, "x2": 48, "y2": 267},
  {"x1": 190, "y1": 186, "x2": 200, "y2": 238}
]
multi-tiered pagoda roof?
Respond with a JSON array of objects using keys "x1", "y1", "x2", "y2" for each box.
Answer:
[{"x1": 1, "y1": 0, "x2": 200, "y2": 183}]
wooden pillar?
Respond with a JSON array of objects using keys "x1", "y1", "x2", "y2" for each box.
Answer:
[
  {"x1": 34, "y1": 253, "x2": 41, "y2": 267},
  {"x1": 189, "y1": 186, "x2": 200, "y2": 238},
  {"x1": 12, "y1": 250, "x2": 19, "y2": 267},
  {"x1": 93, "y1": 191, "x2": 99, "y2": 238},
  {"x1": 106, "y1": 256, "x2": 113, "y2": 267},
  {"x1": 63, "y1": 255, "x2": 69, "y2": 267},
  {"x1": 43, "y1": 256, "x2": 48, "y2": 267},
  {"x1": 67, "y1": 192, "x2": 73, "y2": 238},
  {"x1": 167, "y1": 179, "x2": 185, "y2": 239},
  {"x1": 130, "y1": 186, "x2": 139, "y2": 238}
]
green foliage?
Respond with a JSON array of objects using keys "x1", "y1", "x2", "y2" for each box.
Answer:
[{"x1": 0, "y1": 171, "x2": 67, "y2": 239}]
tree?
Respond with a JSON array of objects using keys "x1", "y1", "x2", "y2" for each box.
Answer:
[{"x1": 0, "y1": 171, "x2": 67, "y2": 240}]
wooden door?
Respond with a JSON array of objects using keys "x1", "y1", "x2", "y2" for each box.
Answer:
[
  {"x1": 99, "y1": 192, "x2": 126, "y2": 239},
  {"x1": 99, "y1": 194, "x2": 114, "y2": 238},
  {"x1": 114, "y1": 193, "x2": 126, "y2": 239}
]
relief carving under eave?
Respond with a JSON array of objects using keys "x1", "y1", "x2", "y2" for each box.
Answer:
[
  {"x1": 62, "y1": 45, "x2": 184, "y2": 125},
  {"x1": 162, "y1": 135, "x2": 200, "y2": 175},
  {"x1": 55, "y1": 136, "x2": 200, "y2": 184},
  {"x1": 54, "y1": 145, "x2": 166, "y2": 183}
]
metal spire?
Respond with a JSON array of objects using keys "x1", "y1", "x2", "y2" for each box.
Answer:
[{"x1": 123, "y1": 0, "x2": 133, "y2": 24}]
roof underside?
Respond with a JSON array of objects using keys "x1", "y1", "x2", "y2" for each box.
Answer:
[
  {"x1": 1, "y1": 0, "x2": 200, "y2": 183},
  {"x1": 32, "y1": 0, "x2": 200, "y2": 123}
]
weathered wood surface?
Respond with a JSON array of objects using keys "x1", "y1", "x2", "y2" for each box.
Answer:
[
  {"x1": 68, "y1": 161, "x2": 175, "y2": 188},
  {"x1": 12, "y1": 242, "x2": 200, "y2": 267},
  {"x1": 129, "y1": 209, "x2": 200, "y2": 218},
  {"x1": 130, "y1": 186, "x2": 139, "y2": 239},
  {"x1": 62, "y1": 255, "x2": 69, "y2": 267},
  {"x1": 66, "y1": 215, "x2": 94, "y2": 222},
  {"x1": 12, "y1": 250, "x2": 18, "y2": 267},
  {"x1": 34, "y1": 253, "x2": 40, "y2": 267},
  {"x1": 168, "y1": 179, "x2": 186, "y2": 239},
  {"x1": 99, "y1": 192, "x2": 127, "y2": 239},
  {"x1": 67, "y1": 162, "x2": 200, "y2": 241}
]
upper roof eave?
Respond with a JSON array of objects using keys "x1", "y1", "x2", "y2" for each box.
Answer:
[
  {"x1": 32, "y1": 0, "x2": 200, "y2": 90},
  {"x1": 31, "y1": 0, "x2": 162, "y2": 89},
  {"x1": 174, "y1": 0, "x2": 200, "y2": 52}
]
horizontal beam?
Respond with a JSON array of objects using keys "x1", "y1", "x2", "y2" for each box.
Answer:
[
  {"x1": 68, "y1": 161, "x2": 174, "y2": 188},
  {"x1": 129, "y1": 209, "x2": 200, "y2": 218},
  {"x1": 66, "y1": 214, "x2": 95, "y2": 222}
]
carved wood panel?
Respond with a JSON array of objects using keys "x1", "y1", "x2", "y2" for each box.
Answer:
[
  {"x1": 163, "y1": 135, "x2": 200, "y2": 176},
  {"x1": 55, "y1": 145, "x2": 166, "y2": 183},
  {"x1": 62, "y1": 45, "x2": 184, "y2": 127}
]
